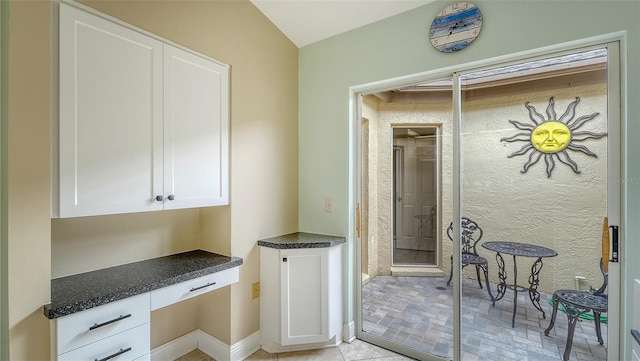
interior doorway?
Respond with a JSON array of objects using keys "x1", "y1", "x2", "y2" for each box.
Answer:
[{"x1": 392, "y1": 127, "x2": 440, "y2": 267}]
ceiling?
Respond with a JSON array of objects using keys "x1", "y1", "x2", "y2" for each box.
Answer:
[{"x1": 249, "y1": 0, "x2": 435, "y2": 47}]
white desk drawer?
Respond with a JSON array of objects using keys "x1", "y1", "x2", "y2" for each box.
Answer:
[
  {"x1": 150, "y1": 267, "x2": 239, "y2": 310},
  {"x1": 58, "y1": 322, "x2": 150, "y2": 361},
  {"x1": 56, "y1": 293, "x2": 150, "y2": 355}
]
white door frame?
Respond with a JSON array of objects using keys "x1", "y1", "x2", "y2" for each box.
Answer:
[{"x1": 350, "y1": 32, "x2": 626, "y2": 361}]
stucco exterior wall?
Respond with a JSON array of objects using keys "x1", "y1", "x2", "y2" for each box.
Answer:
[
  {"x1": 463, "y1": 85, "x2": 607, "y2": 293},
  {"x1": 366, "y1": 83, "x2": 607, "y2": 294}
]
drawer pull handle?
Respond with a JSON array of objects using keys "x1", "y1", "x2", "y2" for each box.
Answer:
[
  {"x1": 89, "y1": 314, "x2": 132, "y2": 331},
  {"x1": 95, "y1": 347, "x2": 132, "y2": 361},
  {"x1": 190, "y1": 282, "x2": 217, "y2": 292}
]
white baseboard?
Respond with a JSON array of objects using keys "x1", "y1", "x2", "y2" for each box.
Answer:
[
  {"x1": 229, "y1": 331, "x2": 261, "y2": 361},
  {"x1": 150, "y1": 331, "x2": 198, "y2": 361},
  {"x1": 196, "y1": 329, "x2": 230, "y2": 360},
  {"x1": 151, "y1": 329, "x2": 261, "y2": 361},
  {"x1": 260, "y1": 336, "x2": 341, "y2": 354},
  {"x1": 342, "y1": 321, "x2": 356, "y2": 343}
]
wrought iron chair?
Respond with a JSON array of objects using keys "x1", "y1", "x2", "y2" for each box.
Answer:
[
  {"x1": 544, "y1": 258, "x2": 608, "y2": 361},
  {"x1": 446, "y1": 217, "x2": 490, "y2": 290}
]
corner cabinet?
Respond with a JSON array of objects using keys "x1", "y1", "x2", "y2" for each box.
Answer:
[
  {"x1": 54, "y1": 3, "x2": 229, "y2": 218},
  {"x1": 258, "y1": 233, "x2": 345, "y2": 353}
]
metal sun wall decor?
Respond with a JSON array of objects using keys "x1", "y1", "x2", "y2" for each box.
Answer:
[{"x1": 500, "y1": 97, "x2": 607, "y2": 178}]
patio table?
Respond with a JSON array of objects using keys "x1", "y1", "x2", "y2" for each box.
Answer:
[{"x1": 482, "y1": 241, "x2": 558, "y2": 327}]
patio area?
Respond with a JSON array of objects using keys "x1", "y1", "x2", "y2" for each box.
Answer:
[{"x1": 362, "y1": 275, "x2": 608, "y2": 361}]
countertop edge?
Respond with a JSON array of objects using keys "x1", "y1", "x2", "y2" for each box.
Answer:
[
  {"x1": 257, "y1": 232, "x2": 346, "y2": 249},
  {"x1": 44, "y1": 254, "x2": 243, "y2": 319},
  {"x1": 257, "y1": 240, "x2": 345, "y2": 249}
]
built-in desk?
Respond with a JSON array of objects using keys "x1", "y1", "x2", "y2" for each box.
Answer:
[{"x1": 44, "y1": 250, "x2": 243, "y2": 361}]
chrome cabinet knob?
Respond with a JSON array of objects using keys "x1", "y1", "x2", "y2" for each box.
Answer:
[
  {"x1": 155, "y1": 195, "x2": 163, "y2": 201},
  {"x1": 167, "y1": 194, "x2": 175, "y2": 201}
]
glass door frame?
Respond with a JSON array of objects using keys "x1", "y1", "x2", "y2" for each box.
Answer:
[{"x1": 351, "y1": 35, "x2": 625, "y2": 361}]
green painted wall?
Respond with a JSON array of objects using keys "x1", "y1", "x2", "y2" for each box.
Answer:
[{"x1": 299, "y1": 0, "x2": 640, "y2": 358}]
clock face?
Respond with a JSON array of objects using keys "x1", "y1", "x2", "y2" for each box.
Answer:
[{"x1": 429, "y1": 2, "x2": 483, "y2": 53}]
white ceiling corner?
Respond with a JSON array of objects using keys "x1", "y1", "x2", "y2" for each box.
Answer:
[{"x1": 250, "y1": 0, "x2": 435, "y2": 47}]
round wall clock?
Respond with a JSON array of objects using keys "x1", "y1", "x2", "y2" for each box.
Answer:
[{"x1": 429, "y1": 2, "x2": 483, "y2": 53}]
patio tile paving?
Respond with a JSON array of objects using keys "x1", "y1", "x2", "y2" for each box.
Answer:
[{"x1": 362, "y1": 275, "x2": 608, "y2": 360}]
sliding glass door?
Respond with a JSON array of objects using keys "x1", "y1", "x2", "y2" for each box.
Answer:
[
  {"x1": 356, "y1": 42, "x2": 620, "y2": 361},
  {"x1": 358, "y1": 80, "x2": 454, "y2": 360},
  {"x1": 458, "y1": 45, "x2": 617, "y2": 361}
]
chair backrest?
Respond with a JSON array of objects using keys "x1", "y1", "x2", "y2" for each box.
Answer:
[
  {"x1": 447, "y1": 217, "x2": 483, "y2": 255},
  {"x1": 590, "y1": 258, "x2": 608, "y2": 296}
]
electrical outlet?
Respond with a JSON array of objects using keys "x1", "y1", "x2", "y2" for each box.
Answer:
[
  {"x1": 325, "y1": 197, "x2": 334, "y2": 212},
  {"x1": 252, "y1": 282, "x2": 260, "y2": 299}
]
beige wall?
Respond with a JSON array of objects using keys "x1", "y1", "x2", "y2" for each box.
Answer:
[
  {"x1": 8, "y1": 0, "x2": 298, "y2": 358},
  {"x1": 51, "y1": 209, "x2": 201, "y2": 277},
  {"x1": 8, "y1": 1, "x2": 52, "y2": 360},
  {"x1": 365, "y1": 81, "x2": 607, "y2": 294}
]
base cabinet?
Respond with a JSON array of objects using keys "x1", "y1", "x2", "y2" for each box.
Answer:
[{"x1": 260, "y1": 244, "x2": 342, "y2": 351}]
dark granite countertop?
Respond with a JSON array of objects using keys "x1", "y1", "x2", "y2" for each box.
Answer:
[
  {"x1": 44, "y1": 250, "x2": 243, "y2": 319},
  {"x1": 257, "y1": 232, "x2": 346, "y2": 249}
]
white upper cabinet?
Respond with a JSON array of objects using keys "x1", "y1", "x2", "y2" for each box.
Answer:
[
  {"x1": 163, "y1": 45, "x2": 229, "y2": 210},
  {"x1": 55, "y1": 3, "x2": 229, "y2": 218}
]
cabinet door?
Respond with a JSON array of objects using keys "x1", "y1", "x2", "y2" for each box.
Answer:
[
  {"x1": 58, "y1": 3, "x2": 164, "y2": 217},
  {"x1": 280, "y1": 248, "x2": 329, "y2": 345},
  {"x1": 163, "y1": 44, "x2": 229, "y2": 209}
]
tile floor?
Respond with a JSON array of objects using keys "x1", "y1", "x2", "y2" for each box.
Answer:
[
  {"x1": 176, "y1": 338, "x2": 413, "y2": 361},
  {"x1": 176, "y1": 275, "x2": 608, "y2": 361}
]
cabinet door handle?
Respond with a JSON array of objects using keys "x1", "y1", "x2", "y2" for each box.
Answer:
[
  {"x1": 89, "y1": 314, "x2": 132, "y2": 331},
  {"x1": 155, "y1": 195, "x2": 163, "y2": 201},
  {"x1": 95, "y1": 347, "x2": 132, "y2": 361},
  {"x1": 167, "y1": 194, "x2": 175, "y2": 201},
  {"x1": 190, "y1": 282, "x2": 216, "y2": 292}
]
